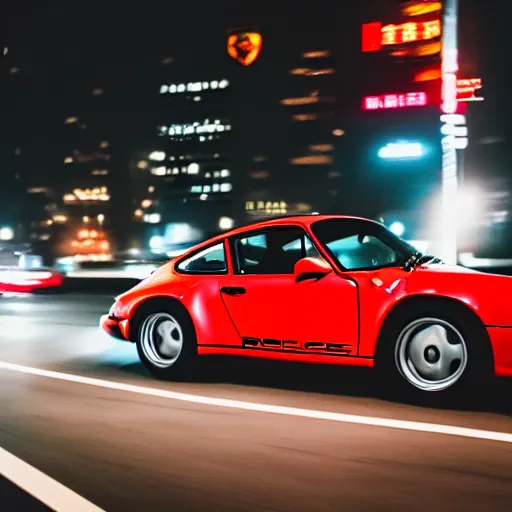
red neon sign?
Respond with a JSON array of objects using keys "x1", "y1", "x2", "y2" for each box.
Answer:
[
  {"x1": 362, "y1": 20, "x2": 441, "y2": 52},
  {"x1": 362, "y1": 22, "x2": 382, "y2": 52},
  {"x1": 456, "y1": 78, "x2": 482, "y2": 100},
  {"x1": 362, "y1": 92, "x2": 428, "y2": 111}
]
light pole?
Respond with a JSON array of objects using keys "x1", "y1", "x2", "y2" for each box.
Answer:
[{"x1": 439, "y1": 0, "x2": 459, "y2": 265}]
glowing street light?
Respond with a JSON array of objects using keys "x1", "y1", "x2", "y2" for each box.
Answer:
[
  {"x1": 389, "y1": 222, "x2": 405, "y2": 237},
  {"x1": 0, "y1": 227, "x2": 14, "y2": 241},
  {"x1": 378, "y1": 141, "x2": 425, "y2": 159}
]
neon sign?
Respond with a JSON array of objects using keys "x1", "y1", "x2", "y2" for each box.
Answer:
[
  {"x1": 456, "y1": 78, "x2": 483, "y2": 101},
  {"x1": 362, "y1": 20, "x2": 441, "y2": 52},
  {"x1": 362, "y1": 92, "x2": 428, "y2": 111},
  {"x1": 227, "y1": 31, "x2": 262, "y2": 66}
]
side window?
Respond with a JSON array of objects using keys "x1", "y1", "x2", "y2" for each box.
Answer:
[
  {"x1": 234, "y1": 228, "x2": 319, "y2": 275},
  {"x1": 282, "y1": 235, "x2": 323, "y2": 259},
  {"x1": 176, "y1": 242, "x2": 227, "y2": 274}
]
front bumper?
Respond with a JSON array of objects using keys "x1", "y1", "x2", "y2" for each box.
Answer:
[
  {"x1": 487, "y1": 327, "x2": 512, "y2": 377},
  {"x1": 100, "y1": 314, "x2": 131, "y2": 341}
]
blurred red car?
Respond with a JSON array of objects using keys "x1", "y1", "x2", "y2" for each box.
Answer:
[
  {"x1": 101, "y1": 215, "x2": 512, "y2": 397},
  {"x1": 0, "y1": 267, "x2": 64, "y2": 293}
]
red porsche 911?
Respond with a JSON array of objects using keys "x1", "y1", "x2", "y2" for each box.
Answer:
[{"x1": 100, "y1": 215, "x2": 512, "y2": 396}]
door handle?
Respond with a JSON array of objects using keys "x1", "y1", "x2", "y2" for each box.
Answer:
[{"x1": 220, "y1": 286, "x2": 246, "y2": 296}]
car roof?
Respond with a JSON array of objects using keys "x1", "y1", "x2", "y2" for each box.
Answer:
[{"x1": 177, "y1": 214, "x2": 380, "y2": 259}]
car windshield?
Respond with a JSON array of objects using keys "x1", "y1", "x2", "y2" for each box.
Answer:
[{"x1": 310, "y1": 218, "x2": 417, "y2": 271}]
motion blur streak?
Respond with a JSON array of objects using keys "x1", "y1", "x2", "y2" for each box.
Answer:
[
  {"x1": 2, "y1": 361, "x2": 512, "y2": 444},
  {"x1": 0, "y1": 446, "x2": 104, "y2": 512}
]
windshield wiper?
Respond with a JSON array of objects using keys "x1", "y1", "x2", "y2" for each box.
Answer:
[{"x1": 403, "y1": 252, "x2": 442, "y2": 271}]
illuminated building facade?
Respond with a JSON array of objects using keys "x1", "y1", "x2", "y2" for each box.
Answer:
[
  {"x1": 132, "y1": 53, "x2": 235, "y2": 253},
  {"x1": 56, "y1": 89, "x2": 113, "y2": 260}
]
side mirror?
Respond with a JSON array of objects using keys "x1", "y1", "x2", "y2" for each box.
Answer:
[{"x1": 294, "y1": 257, "x2": 332, "y2": 282}]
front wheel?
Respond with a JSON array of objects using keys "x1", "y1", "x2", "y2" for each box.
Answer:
[
  {"x1": 135, "y1": 301, "x2": 197, "y2": 380},
  {"x1": 377, "y1": 305, "x2": 493, "y2": 401},
  {"x1": 394, "y1": 317, "x2": 468, "y2": 392}
]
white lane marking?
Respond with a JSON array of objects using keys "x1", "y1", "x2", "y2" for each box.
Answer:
[
  {"x1": 0, "y1": 446, "x2": 104, "y2": 512},
  {"x1": 2, "y1": 360, "x2": 512, "y2": 444}
]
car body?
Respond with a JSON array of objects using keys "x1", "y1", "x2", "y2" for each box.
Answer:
[
  {"x1": 0, "y1": 267, "x2": 64, "y2": 293},
  {"x1": 101, "y1": 214, "x2": 512, "y2": 395}
]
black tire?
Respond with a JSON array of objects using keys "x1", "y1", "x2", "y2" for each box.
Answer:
[
  {"x1": 376, "y1": 301, "x2": 494, "y2": 404},
  {"x1": 133, "y1": 299, "x2": 197, "y2": 380}
]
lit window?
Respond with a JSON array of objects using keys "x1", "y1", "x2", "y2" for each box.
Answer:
[
  {"x1": 64, "y1": 157, "x2": 73, "y2": 164},
  {"x1": 219, "y1": 79, "x2": 229, "y2": 88},
  {"x1": 310, "y1": 144, "x2": 334, "y2": 152},
  {"x1": 141, "y1": 199, "x2": 152, "y2": 209},
  {"x1": 302, "y1": 50, "x2": 330, "y2": 58},
  {"x1": 92, "y1": 88, "x2": 103, "y2": 95},
  {"x1": 160, "y1": 85, "x2": 169, "y2": 94},
  {"x1": 148, "y1": 186, "x2": 155, "y2": 193},
  {"x1": 212, "y1": 184, "x2": 220, "y2": 192},
  {"x1": 281, "y1": 96, "x2": 320, "y2": 106},
  {"x1": 134, "y1": 209, "x2": 143, "y2": 218},
  {"x1": 290, "y1": 155, "x2": 333, "y2": 165},
  {"x1": 211, "y1": 80, "x2": 219, "y2": 89},
  {"x1": 100, "y1": 141, "x2": 109, "y2": 148},
  {"x1": 292, "y1": 113, "x2": 317, "y2": 121},
  {"x1": 203, "y1": 185, "x2": 211, "y2": 193},
  {"x1": 202, "y1": 82, "x2": 209, "y2": 89},
  {"x1": 64, "y1": 116, "x2": 78, "y2": 124},
  {"x1": 246, "y1": 201, "x2": 254, "y2": 210},
  {"x1": 200, "y1": 193, "x2": 208, "y2": 201},
  {"x1": 250, "y1": 171, "x2": 269, "y2": 179},
  {"x1": 205, "y1": 172, "x2": 211, "y2": 178},
  {"x1": 219, "y1": 217, "x2": 234, "y2": 230},
  {"x1": 137, "y1": 160, "x2": 148, "y2": 169},
  {"x1": 187, "y1": 163, "x2": 199, "y2": 174},
  {"x1": 152, "y1": 166, "x2": 166, "y2": 176},
  {"x1": 143, "y1": 213, "x2": 161, "y2": 224},
  {"x1": 169, "y1": 84, "x2": 177, "y2": 93},
  {"x1": 220, "y1": 183, "x2": 232, "y2": 193},
  {"x1": 149, "y1": 151, "x2": 165, "y2": 161},
  {"x1": 177, "y1": 84, "x2": 185, "y2": 92},
  {"x1": 92, "y1": 169, "x2": 108, "y2": 175},
  {"x1": 190, "y1": 186, "x2": 202, "y2": 193},
  {"x1": 193, "y1": 96, "x2": 201, "y2": 102},
  {"x1": 220, "y1": 169, "x2": 230, "y2": 177}
]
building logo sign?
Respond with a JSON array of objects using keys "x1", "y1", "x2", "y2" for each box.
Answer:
[{"x1": 227, "y1": 31, "x2": 262, "y2": 66}]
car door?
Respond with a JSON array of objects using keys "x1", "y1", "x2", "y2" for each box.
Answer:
[{"x1": 218, "y1": 226, "x2": 359, "y2": 357}]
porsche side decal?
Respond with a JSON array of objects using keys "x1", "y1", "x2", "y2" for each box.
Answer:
[{"x1": 241, "y1": 337, "x2": 352, "y2": 354}]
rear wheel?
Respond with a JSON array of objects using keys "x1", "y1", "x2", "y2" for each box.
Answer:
[
  {"x1": 134, "y1": 300, "x2": 197, "y2": 380},
  {"x1": 377, "y1": 303, "x2": 493, "y2": 402}
]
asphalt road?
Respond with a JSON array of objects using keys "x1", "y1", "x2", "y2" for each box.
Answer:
[{"x1": 1, "y1": 291, "x2": 512, "y2": 511}]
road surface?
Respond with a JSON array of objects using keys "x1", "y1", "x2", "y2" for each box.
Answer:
[{"x1": 1, "y1": 292, "x2": 512, "y2": 511}]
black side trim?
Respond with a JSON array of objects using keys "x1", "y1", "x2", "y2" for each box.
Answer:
[
  {"x1": 199, "y1": 344, "x2": 372, "y2": 359},
  {"x1": 486, "y1": 325, "x2": 512, "y2": 329}
]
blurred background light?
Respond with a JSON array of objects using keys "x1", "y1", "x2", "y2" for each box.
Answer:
[
  {"x1": 378, "y1": 141, "x2": 425, "y2": 159},
  {"x1": 389, "y1": 221, "x2": 405, "y2": 237}
]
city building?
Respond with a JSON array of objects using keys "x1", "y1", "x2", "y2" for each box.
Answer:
[{"x1": 56, "y1": 88, "x2": 113, "y2": 261}]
